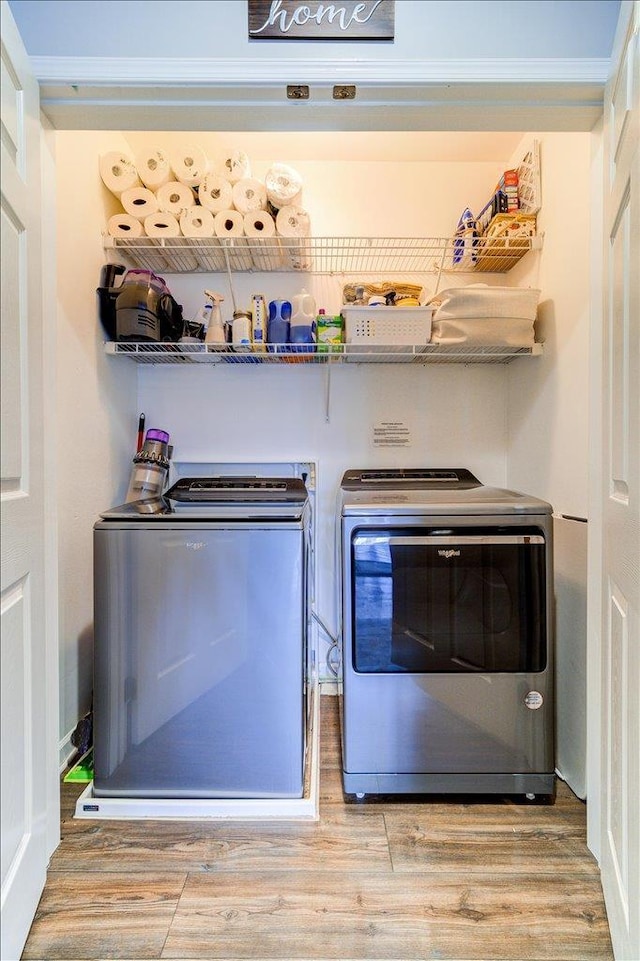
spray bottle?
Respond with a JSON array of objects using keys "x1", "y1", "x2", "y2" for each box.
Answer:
[{"x1": 202, "y1": 291, "x2": 226, "y2": 348}]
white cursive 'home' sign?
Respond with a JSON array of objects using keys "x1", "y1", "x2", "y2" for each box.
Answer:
[{"x1": 248, "y1": 0, "x2": 395, "y2": 41}]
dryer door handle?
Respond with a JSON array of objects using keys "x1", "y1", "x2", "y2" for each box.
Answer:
[{"x1": 387, "y1": 534, "x2": 545, "y2": 546}]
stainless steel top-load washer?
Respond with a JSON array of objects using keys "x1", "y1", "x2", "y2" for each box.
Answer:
[
  {"x1": 93, "y1": 474, "x2": 310, "y2": 799},
  {"x1": 338, "y1": 468, "x2": 555, "y2": 800}
]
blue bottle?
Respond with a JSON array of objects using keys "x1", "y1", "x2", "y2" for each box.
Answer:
[{"x1": 267, "y1": 299, "x2": 292, "y2": 354}]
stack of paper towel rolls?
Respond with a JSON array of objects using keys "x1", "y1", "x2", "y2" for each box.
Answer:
[
  {"x1": 135, "y1": 147, "x2": 173, "y2": 190},
  {"x1": 265, "y1": 163, "x2": 303, "y2": 209},
  {"x1": 121, "y1": 187, "x2": 159, "y2": 221},
  {"x1": 101, "y1": 147, "x2": 310, "y2": 240},
  {"x1": 157, "y1": 181, "x2": 196, "y2": 215},
  {"x1": 198, "y1": 174, "x2": 233, "y2": 213},
  {"x1": 99, "y1": 153, "x2": 141, "y2": 198}
]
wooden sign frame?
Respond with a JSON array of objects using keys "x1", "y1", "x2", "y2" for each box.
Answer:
[{"x1": 248, "y1": 1, "x2": 395, "y2": 42}]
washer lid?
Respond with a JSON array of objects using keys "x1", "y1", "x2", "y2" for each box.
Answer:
[
  {"x1": 165, "y1": 475, "x2": 308, "y2": 503},
  {"x1": 339, "y1": 468, "x2": 551, "y2": 515},
  {"x1": 98, "y1": 475, "x2": 308, "y2": 521},
  {"x1": 340, "y1": 483, "x2": 553, "y2": 516},
  {"x1": 340, "y1": 468, "x2": 481, "y2": 491}
]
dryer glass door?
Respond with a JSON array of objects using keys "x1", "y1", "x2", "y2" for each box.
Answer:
[{"x1": 351, "y1": 529, "x2": 546, "y2": 674}]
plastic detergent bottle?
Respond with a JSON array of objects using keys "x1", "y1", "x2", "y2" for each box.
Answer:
[
  {"x1": 232, "y1": 309, "x2": 252, "y2": 352},
  {"x1": 267, "y1": 299, "x2": 292, "y2": 352},
  {"x1": 202, "y1": 291, "x2": 225, "y2": 347},
  {"x1": 289, "y1": 288, "x2": 316, "y2": 348}
]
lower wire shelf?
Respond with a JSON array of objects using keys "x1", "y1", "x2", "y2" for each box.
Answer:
[{"x1": 105, "y1": 342, "x2": 544, "y2": 365}]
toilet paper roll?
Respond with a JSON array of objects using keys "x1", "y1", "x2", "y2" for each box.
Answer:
[
  {"x1": 217, "y1": 149, "x2": 251, "y2": 184},
  {"x1": 265, "y1": 163, "x2": 303, "y2": 209},
  {"x1": 107, "y1": 214, "x2": 144, "y2": 238},
  {"x1": 198, "y1": 173, "x2": 233, "y2": 213},
  {"x1": 121, "y1": 186, "x2": 159, "y2": 221},
  {"x1": 276, "y1": 204, "x2": 311, "y2": 238},
  {"x1": 144, "y1": 212, "x2": 181, "y2": 238},
  {"x1": 179, "y1": 206, "x2": 215, "y2": 238},
  {"x1": 135, "y1": 146, "x2": 174, "y2": 190},
  {"x1": 99, "y1": 152, "x2": 141, "y2": 197},
  {"x1": 156, "y1": 181, "x2": 196, "y2": 215},
  {"x1": 214, "y1": 209, "x2": 245, "y2": 238},
  {"x1": 170, "y1": 145, "x2": 210, "y2": 186},
  {"x1": 243, "y1": 211, "x2": 276, "y2": 238},
  {"x1": 232, "y1": 178, "x2": 267, "y2": 214}
]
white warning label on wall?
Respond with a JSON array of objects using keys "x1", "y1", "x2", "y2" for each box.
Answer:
[{"x1": 372, "y1": 421, "x2": 412, "y2": 447}]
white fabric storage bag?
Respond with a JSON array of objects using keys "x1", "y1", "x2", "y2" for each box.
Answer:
[{"x1": 429, "y1": 285, "x2": 540, "y2": 346}]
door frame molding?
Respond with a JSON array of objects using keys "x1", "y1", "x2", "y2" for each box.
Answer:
[
  {"x1": 30, "y1": 54, "x2": 609, "y2": 85},
  {"x1": 29, "y1": 55, "x2": 609, "y2": 132}
]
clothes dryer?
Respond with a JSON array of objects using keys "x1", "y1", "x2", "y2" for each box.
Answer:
[{"x1": 338, "y1": 468, "x2": 554, "y2": 799}]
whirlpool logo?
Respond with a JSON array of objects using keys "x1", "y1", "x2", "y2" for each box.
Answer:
[
  {"x1": 185, "y1": 541, "x2": 206, "y2": 551},
  {"x1": 438, "y1": 549, "x2": 461, "y2": 558}
]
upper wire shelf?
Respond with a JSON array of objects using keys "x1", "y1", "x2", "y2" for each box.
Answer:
[{"x1": 104, "y1": 233, "x2": 540, "y2": 276}]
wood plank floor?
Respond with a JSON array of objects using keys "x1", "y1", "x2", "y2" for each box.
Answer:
[{"x1": 22, "y1": 695, "x2": 613, "y2": 961}]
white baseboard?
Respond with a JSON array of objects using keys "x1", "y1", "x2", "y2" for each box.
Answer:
[{"x1": 59, "y1": 730, "x2": 76, "y2": 773}]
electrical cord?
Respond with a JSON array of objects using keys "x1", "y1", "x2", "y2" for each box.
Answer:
[{"x1": 311, "y1": 609, "x2": 340, "y2": 677}]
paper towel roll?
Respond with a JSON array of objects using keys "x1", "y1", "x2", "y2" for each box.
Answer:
[
  {"x1": 198, "y1": 173, "x2": 233, "y2": 213},
  {"x1": 232, "y1": 178, "x2": 267, "y2": 214},
  {"x1": 243, "y1": 211, "x2": 276, "y2": 238},
  {"x1": 217, "y1": 149, "x2": 251, "y2": 184},
  {"x1": 144, "y1": 212, "x2": 181, "y2": 238},
  {"x1": 265, "y1": 163, "x2": 303, "y2": 209},
  {"x1": 107, "y1": 214, "x2": 144, "y2": 238},
  {"x1": 135, "y1": 146, "x2": 174, "y2": 190},
  {"x1": 214, "y1": 209, "x2": 245, "y2": 238},
  {"x1": 156, "y1": 181, "x2": 196, "y2": 215},
  {"x1": 179, "y1": 206, "x2": 215, "y2": 238},
  {"x1": 276, "y1": 205, "x2": 311, "y2": 238},
  {"x1": 99, "y1": 152, "x2": 141, "y2": 197},
  {"x1": 170, "y1": 145, "x2": 210, "y2": 186},
  {"x1": 121, "y1": 186, "x2": 159, "y2": 221}
]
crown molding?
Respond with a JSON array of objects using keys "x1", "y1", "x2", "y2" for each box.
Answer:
[{"x1": 30, "y1": 55, "x2": 610, "y2": 87}]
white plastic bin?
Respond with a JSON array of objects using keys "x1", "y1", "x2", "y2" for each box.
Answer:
[{"x1": 342, "y1": 306, "x2": 433, "y2": 346}]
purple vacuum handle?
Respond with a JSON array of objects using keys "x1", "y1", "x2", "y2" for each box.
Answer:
[{"x1": 145, "y1": 429, "x2": 170, "y2": 444}]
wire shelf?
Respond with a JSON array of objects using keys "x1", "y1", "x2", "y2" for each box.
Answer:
[
  {"x1": 104, "y1": 232, "x2": 539, "y2": 276},
  {"x1": 105, "y1": 342, "x2": 543, "y2": 365}
]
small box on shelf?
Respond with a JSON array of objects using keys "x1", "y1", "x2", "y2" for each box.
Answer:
[{"x1": 474, "y1": 213, "x2": 537, "y2": 273}]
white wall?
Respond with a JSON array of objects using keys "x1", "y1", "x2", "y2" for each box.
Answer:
[
  {"x1": 131, "y1": 140, "x2": 516, "y2": 674},
  {"x1": 9, "y1": 0, "x2": 620, "y2": 59},
  {"x1": 140, "y1": 363, "x2": 508, "y2": 660},
  {"x1": 55, "y1": 132, "x2": 137, "y2": 762},
  {"x1": 506, "y1": 132, "x2": 593, "y2": 519},
  {"x1": 503, "y1": 131, "x2": 594, "y2": 807},
  {"x1": 54, "y1": 126, "x2": 593, "y2": 708}
]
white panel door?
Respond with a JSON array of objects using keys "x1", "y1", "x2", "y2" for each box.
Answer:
[
  {"x1": 599, "y1": 2, "x2": 640, "y2": 958},
  {"x1": 0, "y1": 3, "x2": 57, "y2": 959}
]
